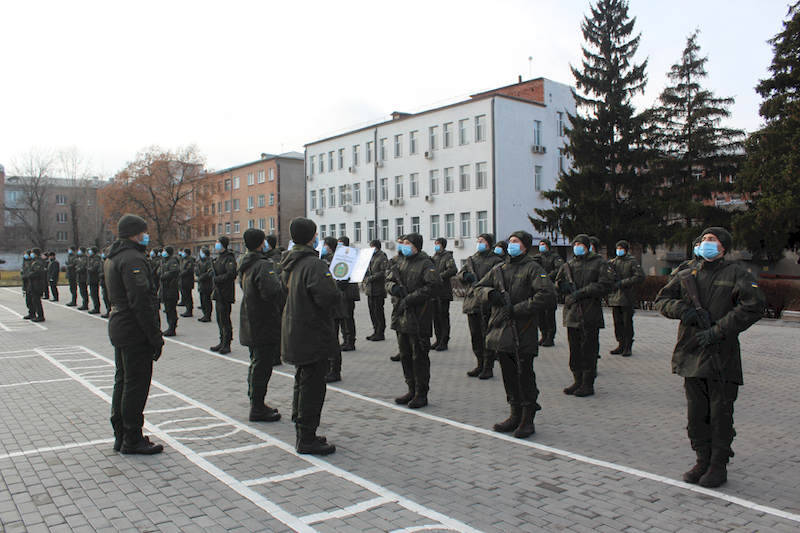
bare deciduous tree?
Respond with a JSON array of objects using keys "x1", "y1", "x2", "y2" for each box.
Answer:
[{"x1": 6, "y1": 149, "x2": 56, "y2": 250}]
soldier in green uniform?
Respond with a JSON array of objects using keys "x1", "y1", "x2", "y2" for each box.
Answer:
[
  {"x1": 431, "y1": 238, "x2": 457, "y2": 351},
  {"x1": 179, "y1": 249, "x2": 196, "y2": 317},
  {"x1": 21, "y1": 251, "x2": 32, "y2": 318},
  {"x1": 388, "y1": 235, "x2": 407, "y2": 362},
  {"x1": 475, "y1": 231, "x2": 556, "y2": 438},
  {"x1": 99, "y1": 249, "x2": 111, "y2": 318},
  {"x1": 210, "y1": 236, "x2": 237, "y2": 354},
  {"x1": 24, "y1": 249, "x2": 47, "y2": 322},
  {"x1": 320, "y1": 237, "x2": 344, "y2": 382},
  {"x1": 76, "y1": 247, "x2": 90, "y2": 310},
  {"x1": 532, "y1": 239, "x2": 563, "y2": 347},
  {"x1": 457, "y1": 233, "x2": 503, "y2": 378},
  {"x1": 195, "y1": 247, "x2": 214, "y2": 322},
  {"x1": 386, "y1": 233, "x2": 442, "y2": 409},
  {"x1": 555, "y1": 234, "x2": 615, "y2": 398},
  {"x1": 159, "y1": 247, "x2": 180, "y2": 337},
  {"x1": 263, "y1": 234, "x2": 282, "y2": 264},
  {"x1": 280, "y1": 217, "x2": 338, "y2": 455},
  {"x1": 106, "y1": 214, "x2": 164, "y2": 455},
  {"x1": 87, "y1": 247, "x2": 103, "y2": 314},
  {"x1": 239, "y1": 229, "x2": 284, "y2": 423},
  {"x1": 47, "y1": 252, "x2": 60, "y2": 302},
  {"x1": 363, "y1": 240, "x2": 389, "y2": 341},
  {"x1": 655, "y1": 227, "x2": 765, "y2": 488},
  {"x1": 608, "y1": 240, "x2": 645, "y2": 357},
  {"x1": 66, "y1": 246, "x2": 79, "y2": 306},
  {"x1": 336, "y1": 236, "x2": 360, "y2": 352}
]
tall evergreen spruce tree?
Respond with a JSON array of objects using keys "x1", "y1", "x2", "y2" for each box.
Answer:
[
  {"x1": 649, "y1": 31, "x2": 744, "y2": 253},
  {"x1": 734, "y1": 3, "x2": 800, "y2": 262},
  {"x1": 532, "y1": 0, "x2": 658, "y2": 255}
]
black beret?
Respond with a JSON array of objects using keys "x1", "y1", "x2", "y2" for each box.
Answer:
[
  {"x1": 117, "y1": 214, "x2": 147, "y2": 238},
  {"x1": 478, "y1": 233, "x2": 495, "y2": 246},
  {"x1": 615, "y1": 240, "x2": 630, "y2": 251},
  {"x1": 218, "y1": 236, "x2": 230, "y2": 249},
  {"x1": 266, "y1": 234, "x2": 277, "y2": 250},
  {"x1": 509, "y1": 230, "x2": 533, "y2": 250},
  {"x1": 244, "y1": 228, "x2": 266, "y2": 251},
  {"x1": 700, "y1": 226, "x2": 732, "y2": 252},
  {"x1": 405, "y1": 233, "x2": 423, "y2": 252},
  {"x1": 434, "y1": 237, "x2": 447, "y2": 248},
  {"x1": 290, "y1": 217, "x2": 316, "y2": 245},
  {"x1": 572, "y1": 234, "x2": 591, "y2": 247}
]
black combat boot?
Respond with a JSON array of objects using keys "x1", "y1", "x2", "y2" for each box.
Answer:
[
  {"x1": 249, "y1": 403, "x2": 281, "y2": 422},
  {"x1": 467, "y1": 354, "x2": 482, "y2": 377},
  {"x1": 478, "y1": 356, "x2": 494, "y2": 379},
  {"x1": 180, "y1": 310, "x2": 192, "y2": 318},
  {"x1": 88, "y1": 308, "x2": 100, "y2": 315},
  {"x1": 408, "y1": 392, "x2": 428, "y2": 409},
  {"x1": 390, "y1": 353, "x2": 402, "y2": 361},
  {"x1": 371, "y1": 333, "x2": 385, "y2": 341},
  {"x1": 395, "y1": 387, "x2": 415, "y2": 405},
  {"x1": 621, "y1": 341, "x2": 633, "y2": 357},
  {"x1": 219, "y1": 342, "x2": 231, "y2": 355},
  {"x1": 682, "y1": 448, "x2": 711, "y2": 484},
  {"x1": 513, "y1": 406, "x2": 536, "y2": 439},
  {"x1": 112, "y1": 423, "x2": 124, "y2": 452},
  {"x1": 296, "y1": 429, "x2": 335, "y2": 455},
  {"x1": 66, "y1": 300, "x2": 77, "y2": 307},
  {"x1": 493, "y1": 404, "x2": 521, "y2": 433},
  {"x1": 574, "y1": 371, "x2": 595, "y2": 397},
  {"x1": 430, "y1": 340, "x2": 440, "y2": 350},
  {"x1": 325, "y1": 364, "x2": 342, "y2": 383},
  {"x1": 434, "y1": 339, "x2": 448, "y2": 351},
  {"x1": 699, "y1": 449, "x2": 729, "y2": 488},
  {"x1": 198, "y1": 315, "x2": 211, "y2": 322},
  {"x1": 609, "y1": 344, "x2": 624, "y2": 355},
  {"x1": 121, "y1": 435, "x2": 163, "y2": 455},
  {"x1": 209, "y1": 341, "x2": 223, "y2": 352},
  {"x1": 563, "y1": 371, "x2": 582, "y2": 395},
  {"x1": 162, "y1": 328, "x2": 176, "y2": 337},
  {"x1": 23, "y1": 314, "x2": 32, "y2": 320}
]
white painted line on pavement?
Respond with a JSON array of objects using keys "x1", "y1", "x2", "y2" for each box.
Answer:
[
  {"x1": 0, "y1": 378, "x2": 73, "y2": 389},
  {"x1": 176, "y1": 428, "x2": 241, "y2": 441},
  {"x1": 148, "y1": 392, "x2": 172, "y2": 398},
  {"x1": 0, "y1": 303, "x2": 47, "y2": 330},
  {"x1": 242, "y1": 466, "x2": 324, "y2": 486},
  {"x1": 157, "y1": 416, "x2": 218, "y2": 427},
  {"x1": 0, "y1": 321, "x2": 11, "y2": 332},
  {"x1": 0, "y1": 354, "x2": 38, "y2": 360},
  {"x1": 198, "y1": 442, "x2": 272, "y2": 457},
  {"x1": 67, "y1": 365, "x2": 113, "y2": 370},
  {"x1": 144, "y1": 406, "x2": 197, "y2": 414},
  {"x1": 0, "y1": 438, "x2": 115, "y2": 461},
  {"x1": 0, "y1": 349, "x2": 38, "y2": 355},
  {"x1": 391, "y1": 526, "x2": 457, "y2": 533},
  {"x1": 302, "y1": 495, "x2": 393, "y2": 525},
  {"x1": 164, "y1": 422, "x2": 232, "y2": 434},
  {"x1": 33, "y1": 347, "x2": 317, "y2": 533}
]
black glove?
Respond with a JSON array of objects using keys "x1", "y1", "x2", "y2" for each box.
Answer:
[
  {"x1": 391, "y1": 285, "x2": 407, "y2": 298},
  {"x1": 695, "y1": 328, "x2": 721, "y2": 347},
  {"x1": 565, "y1": 293, "x2": 577, "y2": 306},
  {"x1": 489, "y1": 290, "x2": 505, "y2": 307},
  {"x1": 464, "y1": 272, "x2": 477, "y2": 284},
  {"x1": 152, "y1": 338, "x2": 165, "y2": 361},
  {"x1": 681, "y1": 308, "x2": 711, "y2": 328},
  {"x1": 558, "y1": 280, "x2": 575, "y2": 295}
]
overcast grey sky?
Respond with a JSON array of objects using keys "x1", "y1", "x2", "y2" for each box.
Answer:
[{"x1": 1, "y1": 0, "x2": 791, "y2": 177}]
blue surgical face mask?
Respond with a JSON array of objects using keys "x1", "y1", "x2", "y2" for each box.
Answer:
[
  {"x1": 400, "y1": 244, "x2": 413, "y2": 257},
  {"x1": 507, "y1": 242, "x2": 523, "y2": 257},
  {"x1": 434, "y1": 244, "x2": 441, "y2": 253},
  {"x1": 477, "y1": 242, "x2": 487, "y2": 253},
  {"x1": 23, "y1": 254, "x2": 29, "y2": 260},
  {"x1": 161, "y1": 251, "x2": 168, "y2": 258},
  {"x1": 139, "y1": 233, "x2": 150, "y2": 246},
  {"x1": 699, "y1": 241, "x2": 721, "y2": 260},
  {"x1": 590, "y1": 245, "x2": 595, "y2": 253},
  {"x1": 264, "y1": 242, "x2": 270, "y2": 251},
  {"x1": 215, "y1": 242, "x2": 223, "y2": 252},
  {"x1": 88, "y1": 250, "x2": 94, "y2": 256},
  {"x1": 101, "y1": 253, "x2": 106, "y2": 259},
  {"x1": 68, "y1": 249, "x2": 73, "y2": 255},
  {"x1": 199, "y1": 251, "x2": 205, "y2": 259},
  {"x1": 573, "y1": 244, "x2": 586, "y2": 256},
  {"x1": 693, "y1": 245, "x2": 701, "y2": 258},
  {"x1": 539, "y1": 244, "x2": 548, "y2": 253},
  {"x1": 77, "y1": 250, "x2": 83, "y2": 256},
  {"x1": 616, "y1": 248, "x2": 625, "y2": 257},
  {"x1": 149, "y1": 251, "x2": 155, "y2": 258},
  {"x1": 312, "y1": 237, "x2": 319, "y2": 249},
  {"x1": 321, "y1": 246, "x2": 329, "y2": 257},
  {"x1": 494, "y1": 246, "x2": 503, "y2": 255},
  {"x1": 337, "y1": 242, "x2": 344, "y2": 248}
]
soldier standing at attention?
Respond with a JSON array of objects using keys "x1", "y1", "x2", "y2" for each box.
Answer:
[
  {"x1": 280, "y1": 217, "x2": 339, "y2": 455},
  {"x1": 159, "y1": 247, "x2": 180, "y2": 337},
  {"x1": 336, "y1": 236, "x2": 360, "y2": 352},
  {"x1": 66, "y1": 246, "x2": 79, "y2": 306},
  {"x1": 431, "y1": 237, "x2": 457, "y2": 351},
  {"x1": 47, "y1": 252, "x2": 60, "y2": 302},
  {"x1": 532, "y1": 239, "x2": 564, "y2": 347},
  {"x1": 239, "y1": 228, "x2": 284, "y2": 423},
  {"x1": 106, "y1": 214, "x2": 164, "y2": 455},
  {"x1": 87, "y1": 247, "x2": 103, "y2": 314},
  {"x1": 555, "y1": 234, "x2": 614, "y2": 398},
  {"x1": 320, "y1": 237, "x2": 344, "y2": 382},
  {"x1": 210, "y1": 236, "x2": 237, "y2": 354},
  {"x1": 655, "y1": 227, "x2": 764, "y2": 488},
  {"x1": 607, "y1": 239, "x2": 645, "y2": 357},
  {"x1": 475, "y1": 231, "x2": 556, "y2": 437},
  {"x1": 21, "y1": 251, "x2": 32, "y2": 318},
  {"x1": 457, "y1": 233, "x2": 503, "y2": 378},
  {"x1": 24, "y1": 249, "x2": 47, "y2": 322},
  {"x1": 76, "y1": 247, "x2": 90, "y2": 310},
  {"x1": 179, "y1": 249, "x2": 196, "y2": 317},
  {"x1": 364, "y1": 239, "x2": 389, "y2": 342},
  {"x1": 386, "y1": 233, "x2": 441, "y2": 409},
  {"x1": 388, "y1": 235, "x2": 407, "y2": 362},
  {"x1": 99, "y1": 249, "x2": 111, "y2": 318},
  {"x1": 195, "y1": 247, "x2": 214, "y2": 322}
]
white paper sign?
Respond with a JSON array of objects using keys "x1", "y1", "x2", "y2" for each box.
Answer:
[
  {"x1": 349, "y1": 247, "x2": 376, "y2": 284},
  {"x1": 329, "y1": 245, "x2": 359, "y2": 280}
]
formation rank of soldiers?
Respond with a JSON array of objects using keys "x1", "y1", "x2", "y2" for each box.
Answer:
[{"x1": 17, "y1": 216, "x2": 766, "y2": 488}]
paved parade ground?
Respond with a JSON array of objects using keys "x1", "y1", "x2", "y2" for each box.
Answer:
[{"x1": 0, "y1": 285, "x2": 799, "y2": 532}]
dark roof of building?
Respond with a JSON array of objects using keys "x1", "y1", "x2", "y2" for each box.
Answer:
[{"x1": 203, "y1": 152, "x2": 304, "y2": 176}]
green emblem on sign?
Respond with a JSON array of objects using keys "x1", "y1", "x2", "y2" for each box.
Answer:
[{"x1": 333, "y1": 262, "x2": 350, "y2": 278}]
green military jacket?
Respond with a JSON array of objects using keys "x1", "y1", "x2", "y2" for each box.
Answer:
[
  {"x1": 25, "y1": 257, "x2": 48, "y2": 293},
  {"x1": 195, "y1": 256, "x2": 213, "y2": 290},
  {"x1": 474, "y1": 254, "x2": 556, "y2": 354},
  {"x1": 76, "y1": 254, "x2": 88, "y2": 282},
  {"x1": 386, "y1": 251, "x2": 441, "y2": 337},
  {"x1": 457, "y1": 250, "x2": 503, "y2": 315},
  {"x1": 363, "y1": 249, "x2": 389, "y2": 297},
  {"x1": 239, "y1": 251, "x2": 284, "y2": 349},
  {"x1": 159, "y1": 255, "x2": 181, "y2": 302},
  {"x1": 555, "y1": 252, "x2": 615, "y2": 329},
  {"x1": 654, "y1": 257, "x2": 765, "y2": 384},
  {"x1": 532, "y1": 250, "x2": 564, "y2": 281},
  {"x1": 432, "y1": 250, "x2": 458, "y2": 301},
  {"x1": 180, "y1": 255, "x2": 196, "y2": 288},
  {"x1": 66, "y1": 254, "x2": 78, "y2": 281},
  {"x1": 212, "y1": 250, "x2": 237, "y2": 303},
  {"x1": 607, "y1": 254, "x2": 645, "y2": 307},
  {"x1": 87, "y1": 254, "x2": 103, "y2": 284},
  {"x1": 21, "y1": 258, "x2": 31, "y2": 291}
]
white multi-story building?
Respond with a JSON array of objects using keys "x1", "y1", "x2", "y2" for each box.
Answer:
[{"x1": 304, "y1": 77, "x2": 575, "y2": 266}]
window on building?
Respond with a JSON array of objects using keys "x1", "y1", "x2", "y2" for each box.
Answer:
[
  {"x1": 248, "y1": 219, "x2": 255, "y2": 229},
  {"x1": 459, "y1": 165, "x2": 470, "y2": 191},
  {"x1": 475, "y1": 114, "x2": 486, "y2": 142},
  {"x1": 459, "y1": 119, "x2": 469, "y2": 145},
  {"x1": 353, "y1": 183, "x2": 361, "y2": 204},
  {"x1": 354, "y1": 221, "x2": 361, "y2": 242},
  {"x1": 319, "y1": 188, "x2": 326, "y2": 209},
  {"x1": 320, "y1": 225, "x2": 327, "y2": 239},
  {"x1": 309, "y1": 156, "x2": 315, "y2": 176},
  {"x1": 366, "y1": 141, "x2": 373, "y2": 163},
  {"x1": 394, "y1": 134, "x2": 402, "y2": 157},
  {"x1": 248, "y1": 196, "x2": 254, "y2": 210},
  {"x1": 56, "y1": 231, "x2": 68, "y2": 242},
  {"x1": 533, "y1": 120, "x2": 542, "y2": 146},
  {"x1": 409, "y1": 173, "x2": 419, "y2": 197},
  {"x1": 225, "y1": 200, "x2": 231, "y2": 213},
  {"x1": 339, "y1": 185, "x2": 347, "y2": 206},
  {"x1": 310, "y1": 190, "x2": 317, "y2": 210},
  {"x1": 534, "y1": 165, "x2": 543, "y2": 192},
  {"x1": 395, "y1": 217, "x2": 404, "y2": 238},
  {"x1": 445, "y1": 214, "x2": 455, "y2": 238},
  {"x1": 248, "y1": 173, "x2": 254, "y2": 186},
  {"x1": 329, "y1": 151, "x2": 335, "y2": 170},
  {"x1": 218, "y1": 223, "x2": 223, "y2": 234},
  {"x1": 328, "y1": 187, "x2": 336, "y2": 207},
  {"x1": 409, "y1": 130, "x2": 418, "y2": 154},
  {"x1": 559, "y1": 152, "x2": 565, "y2": 174},
  {"x1": 269, "y1": 217, "x2": 275, "y2": 232},
  {"x1": 476, "y1": 162, "x2": 488, "y2": 189},
  {"x1": 233, "y1": 198, "x2": 240, "y2": 211},
  {"x1": 259, "y1": 218, "x2": 266, "y2": 230},
  {"x1": 411, "y1": 216, "x2": 420, "y2": 234},
  {"x1": 380, "y1": 219, "x2": 389, "y2": 241},
  {"x1": 225, "y1": 222, "x2": 231, "y2": 234},
  {"x1": 394, "y1": 175, "x2": 403, "y2": 199},
  {"x1": 269, "y1": 192, "x2": 275, "y2": 206},
  {"x1": 339, "y1": 223, "x2": 346, "y2": 238},
  {"x1": 256, "y1": 169, "x2": 264, "y2": 183},
  {"x1": 329, "y1": 224, "x2": 336, "y2": 238},
  {"x1": 367, "y1": 220, "x2": 376, "y2": 241},
  {"x1": 557, "y1": 112, "x2": 564, "y2": 137},
  {"x1": 444, "y1": 167, "x2": 454, "y2": 193},
  {"x1": 429, "y1": 169, "x2": 440, "y2": 195},
  {"x1": 477, "y1": 210, "x2": 488, "y2": 235},
  {"x1": 56, "y1": 212, "x2": 68, "y2": 223},
  {"x1": 430, "y1": 215, "x2": 440, "y2": 239},
  {"x1": 225, "y1": 178, "x2": 231, "y2": 191},
  {"x1": 352, "y1": 144, "x2": 360, "y2": 166},
  {"x1": 234, "y1": 221, "x2": 240, "y2": 233},
  {"x1": 460, "y1": 212, "x2": 471, "y2": 237},
  {"x1": 379, "y1": 178, "x2": 388, "y2": 201},
  {"x1": 217, "y1": 201, "x2": 222, "y2": 213},
  {"x1": 443, "y1": 122, "x2": 453, "y2": 148},
  {"x1": 204, "y1": 205, "x2": 209, "y2": 216},
  {"x1": 367, "y1": 180, "x2": 375, "y2": 202},
  {"x1": 55, "y1": 194, "x2": 67, "y2": 205},
  {"x1": 319, "y1": 154, "x2": 325, "y2": 173},
  {"x1": 429, "y1": 126, "x2": 438, "y2": 151},
  {"x1": 338, "y1": 148, "x2": 344, "y2": 169},
  {"x1": 379, "y1": 138, "x2": 387, "y2": 161},
  {"x1": 258, "y1": 194, "x2": 266, "y2": 208},
  {"x1": 233, "y1": 176, "x2": 240, "y2": 189}
]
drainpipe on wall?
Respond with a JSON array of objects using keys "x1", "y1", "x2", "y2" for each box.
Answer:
[
  {"x1": 490, "y1": 97, "x2": 497, "y2": 237},
  {"x1": 373, "y1": 128, "x2": 379, "y2": 242}
]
